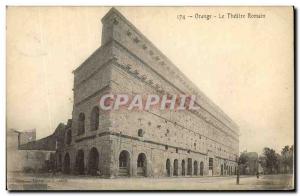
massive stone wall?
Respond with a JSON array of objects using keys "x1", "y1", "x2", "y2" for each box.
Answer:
[
  {"x1": 66, "y1": 8, "x2": 239, "y2": 177},
  {"x1": 101, "y1": 8, "x2": 239, "y2": 134}
]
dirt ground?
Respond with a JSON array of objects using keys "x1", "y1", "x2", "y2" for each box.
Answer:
[{"x1": 7, "y1": 173, "x2": 294, "y2": 191}]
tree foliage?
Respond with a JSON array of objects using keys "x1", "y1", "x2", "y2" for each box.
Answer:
[{"x1": 258, "y1": 145, "x2": 294, "y2": 174}]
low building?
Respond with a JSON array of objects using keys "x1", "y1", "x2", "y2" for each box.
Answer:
[{"x1": 7, "y1": 128, "x2": 57, "y2": 173}]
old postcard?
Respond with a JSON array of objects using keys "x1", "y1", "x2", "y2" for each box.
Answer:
[{"x1": 6, "y1": 6, "x2": 294, "y2": 191}]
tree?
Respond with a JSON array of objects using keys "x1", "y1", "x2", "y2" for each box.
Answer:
[
  {"x1": 281, "y1": 145, "x2": 290, "y2": 173},
  {"x1": 261, "y1": 147, "x2": 278, "y2": 174},
  {"x1": 288, "y1": 145, "x2": 294, "y2": 173}
]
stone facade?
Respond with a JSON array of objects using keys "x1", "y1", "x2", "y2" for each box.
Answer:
[{"x1": 61, "y1": 8, "x2": 239, "y2": 178}]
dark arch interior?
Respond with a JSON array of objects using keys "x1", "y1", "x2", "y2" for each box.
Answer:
[
  {"x1": 119, "y1": 150, "x2": 130, "y2": 176},
  {"x1": 90, "y1": 107, "x2": 99, "y2": 131},
  {"x1": 166, "y1": 159, "x2": 171, "y2": 176},
  {"x1": 63, "y1": 153, "x2": 71, "y2": 174},
  {"x1": 181, "y1": 160, "x2": 186, "y2": 176},
  {"x1": 78, "y1": 113, "x2": 85, "y2": 135},
  {"x1": 173, "y1": 159, "x2": 178, "y2": 176},
  {"x1": 76, "y1": 150, "x2": 85, "y2": 175},
  {"x1": 137, "y1": 153, "x2": 146, "y2": 176},
  {"x1": 200, "y1": 161, "x2": 204, "y2": 176},
  {"x1": 88, "y1": 147, "x2": 99, "y2": 175},
  {"x1": 193, "y1": 160, "x2": 198, "y2": 175}
]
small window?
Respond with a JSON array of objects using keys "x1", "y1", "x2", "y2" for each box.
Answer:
[
  {"x1": 77, "y1": 113, "x2": 85, "y2": 135},
  {"x1": 90, "y1": 106, "x2": 99, "y2": 131},
  {"x1": 66, "y1": 129, "x2": 72, "y2": 145},
  {"x1": 165, "y1": 145, "x2": 168, "y2": 150},
  {"x1": 138, "y1": 129, "x2": 144, "y2": 137},
  {"x1": 176, "y1": 148, "x2": 178, "y2": 153},
  {"x1": 188, "y1": 150, "x2": 191, "y2": 154}
]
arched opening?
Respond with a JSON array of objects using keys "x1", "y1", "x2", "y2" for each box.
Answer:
[
  {"x1": 75, "y1": 150, "x2": 85, "y2": 175},
  {"x1": 193, "y1": 160, "x2": 198, "y2": 175},
  {"x1": 208, "y1": 158, "x2": 213, "y2": 176},
  {"x1": 166, "y1": 159, "x2": 171, "y2": 177},
  {"x1": 58, "y1": 153, "x2": 62, "y2": 171},
  {"x1": 173, "y1": 159, "x2": 178, "y2": 176},
  {"x1": 226, "y1": 165, "x2": 228, "y2": 175},
  {"x1": 90, "y1": 107, "x2": 99, "y2": 131},
  {"x1": 119, "y1": 150, "x2": 130, "y2": 176},
  {"x1": 188, "y1": 158, "x2": 192, "y2": 175},
  {"x1": 181, "y1": 160, "x2": 186, "y2": 176},
  {"x1": 49, "y1": 153, "x2": 55, "y2": 172},
  {"x1": 88, "y1": 147, "x2": 99, "y2": 176},
  {"x1": 66, "y1": 129, "x2": 72, "y2": 145},
  {"x1": 221, "y1": 164, "x2": 224, "y2": 175},
  {"x1": 63, "y1": 153, "x2": 70, "y2": 174},
  {"x1": 78, "y1": 113, "x2": 85, "y2": 135},
  {"x1": 200, "y1": 161, "x2": 204, "y2": 176},
  {"x1": 137, "y1": 153, "x2": 147, "y2": 176}
]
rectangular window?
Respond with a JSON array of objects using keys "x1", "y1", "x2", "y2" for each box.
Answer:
[{"x1": 209, "y1": 158, "x2": 213, "y2": 170}]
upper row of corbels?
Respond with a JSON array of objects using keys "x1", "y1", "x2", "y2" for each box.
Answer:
[
  {"x1": 112, "y1": 17, "x2": 234, "y2": 131},
  {"x1": 111, "y1": 16, "x2": 199, "y2": 95}
]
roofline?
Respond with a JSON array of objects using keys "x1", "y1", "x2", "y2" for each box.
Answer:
[{"x1": 101, "y1": 7, "x2": 239, "y2": 131}]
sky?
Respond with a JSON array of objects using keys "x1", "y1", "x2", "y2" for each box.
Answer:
[{"x1": 6, "y1": 6, "x2": 294, "y2": 154}]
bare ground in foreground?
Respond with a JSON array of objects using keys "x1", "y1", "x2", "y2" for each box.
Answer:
[{"x1": 7, "y1": 173, "x2": 294, "y2": 191}]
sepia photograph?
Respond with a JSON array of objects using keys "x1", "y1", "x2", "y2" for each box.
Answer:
[{"x1": 6, "y1": 6, "x2": 294, "y2": 191}]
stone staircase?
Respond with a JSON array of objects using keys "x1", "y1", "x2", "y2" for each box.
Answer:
[{"x1": 118, "y1": 167, "x2": 129, "y2": 176}]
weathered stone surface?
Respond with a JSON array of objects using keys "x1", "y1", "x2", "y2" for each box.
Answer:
[{"x1": 61, "y1": 8, "x2": 239, "y2": 178}]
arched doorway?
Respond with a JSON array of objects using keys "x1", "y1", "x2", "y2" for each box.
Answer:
[
  {"x1": 208, "y1": 158, "x2": 213, "y2": 176},
  {"x1": 58, "y1": 153, "x2": 62, "y2": 172},
  {"x1": 75, "y1": 150, "x2": 85, "y2": 175},
  {"x1": 166, "y1": 159, "x2": 171, "y2": 177},
  {"x1": 221, "y1": 164, "x2": 224, "y2": 175},
  {"x1": 137, "y1": 153, "x2": 146, "y2": 176},
  {"x1": 173, "y1": 159, "x2": 178, "y2": 176},
  {"x1": 63, "y1": 153, "x2": 70, "y2": 174},
  {"x1": 88, "y1": 147, "x2": 99, "y2": 175},
  {"x1": 181, "y1": 160, "x2": 186, "y2": 176},
  {"x1": 193, "y1": 161, "x2": 198, "y2": 175},
  {"x1": 200, "y1": 161, "x2": 204, "y2": 176},
  {"x1": 188, "y1": 158, "x2": 192, "y2": 175},
  {"x1": 119, "y1": 150, "x2": 130, "y2": 176},
  {"x1": 225, "y1": 165, "x2": 228, "y2": 175}
]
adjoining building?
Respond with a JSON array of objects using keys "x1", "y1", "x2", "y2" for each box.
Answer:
[
  {"x1": 7, "y1": 129, "x2": 54, "y2": 173},
  {"x1": 58, "y1": 8, "x2": 239, "y2": 178}
]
